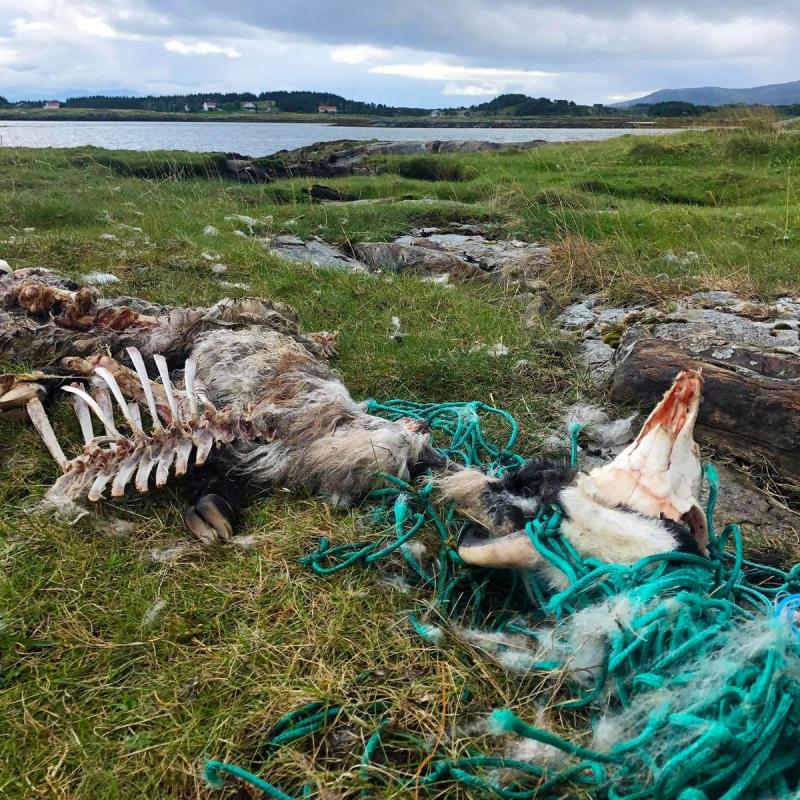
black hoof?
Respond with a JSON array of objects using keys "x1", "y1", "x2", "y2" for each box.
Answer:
[{"x1": 183, "y1": 493, "x2": 237, "y2": 543}]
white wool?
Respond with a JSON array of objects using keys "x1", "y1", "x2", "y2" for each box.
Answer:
[
  {"x1": 98, "y1": 233, "x2": 118, "y2": 241},
  {"x1": 487, "y1": 342, "x2": 510, "y2": 357},
  {"x1": 142, "y1": 598, "x2": 166, "y2": 626},
  {"x1": 224, "y1": 214, "x2": 259, "y2": 226},
  {"x1": 82, "y1": 272, "x2": 120, "y2": 285},
  {"x1": 219, "y1": 281, "x2": 251, "y2": 291},
  {"x1": 590, "y1": 616, "x2": 799, "y2": 789},
  {"x1": 553, "y1": 484, "x2": 680, "y2": 589},
  {"x1": 403, "y1": 540, "x2": 427, "y2": 559},
  {"x1": 452, "y1": 626, "x2": 546, "y2": 672},
  {"x1": 201, "y1": 251, "x2": 217, "y2": 261},
  {"x1": 203, "y1": 225, "x2": 219, "y2": 236},
  {"x1": 378, "y1": 574, "x2": 412, "y2": 594},
  {"x1": 561, "y1": 596, "x2": 635, "y2": 686},
  {"x1": 210, "y1": 263, "x2": 227, "y2": 274},
  {"x1": 565, "y1": 403, "x2": 636, "y2": 447},
  {"x1": 0, "y1": 258, "x2": 11, "y2": 274},
  {"x1": 230, "y1": 534, "x2": 260, "y2": 549},
  {"x1": 487, "y1": 709, "x2": 568, "y2": 788},
  {"x1": 148, "y1": 542, "x2": 193, "y2": 563}
]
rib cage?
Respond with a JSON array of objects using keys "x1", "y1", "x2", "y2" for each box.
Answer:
[{"x1": 27, "y1": 347, "x2": 277, "y2": 506}]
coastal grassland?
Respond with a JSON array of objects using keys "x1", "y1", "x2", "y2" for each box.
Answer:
[{"x1": 0, "y1": 128, "x2": 797, "y2": 799}]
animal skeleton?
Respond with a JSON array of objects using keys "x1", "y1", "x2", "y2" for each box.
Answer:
[{"x1": 1, "y1": 267, "x2": 707, "y2": 571}]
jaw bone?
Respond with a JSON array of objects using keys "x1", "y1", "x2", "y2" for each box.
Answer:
[
  {"x1": 577, "y1": 369, "x2": 707, "y2": 550},
  {"x1": 458, "y1": 369, "x2": 708, "y2": 570}
]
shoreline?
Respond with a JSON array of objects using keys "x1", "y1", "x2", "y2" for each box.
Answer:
[{"x1": 0, "y1": 109, "x2": 699, "y2": 129}]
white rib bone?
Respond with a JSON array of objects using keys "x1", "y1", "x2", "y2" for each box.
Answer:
[
  {"x1": 154, "y1": 354, "x2": 179, "y2": 423},
  {"x1": 135, "y1": 448, "x2": 161, "y2": 493},
  {"x1": 91, "y1": 385, "x2": 119, "y2": 443},
  {"x1": 94, "y1": 366, "x2": 144, "y2": 434},
  {"x1": 184, "y1": 358, "x2": 199, "y2": 418},
  {"x1": 61, "y1": 385, "x2": 121, "y2": 439},
  {"x1": 26, "y1": 397, "x2": 67, "y2": 468},
  {"x1": 128, "y1": 403, "x2": 142, "y2": 431},
  {"x1": 88, "y1": 471, "x2": 114, "y2": 502},
  {"x1": 174, "y1": 438, "x2": 194, "y2": 477},
  {"x1": 155, "y1": 446, "x2": 177, "y2": 487},
  {"x1": 126, "y1": 347, "x2": 163, "y2": 431},
  {"x1": 71, "y1": 389, "x2": 95, "y2": 444},
  {"x1": 112, "y1": 451, "x2": 144, "y2": 497}
]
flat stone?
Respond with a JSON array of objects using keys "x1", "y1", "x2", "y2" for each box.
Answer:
[
  {"x1": 353, "y1": 241, "x2": 486, "y2": 281},
  {"x1": 268, "y1": 236, "x2": 368, "y2": 272},
  {"x1": 557, "y1": 302, "x2": 596, "y2": 330}
]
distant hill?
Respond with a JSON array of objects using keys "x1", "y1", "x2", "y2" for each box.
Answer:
[{"x1": 613, "y1": 80, "x2": 800, "y2": 108}]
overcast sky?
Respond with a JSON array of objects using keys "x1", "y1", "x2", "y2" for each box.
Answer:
[{"x1": 2, "y1": 0, "x2": 799, "y2": 105}]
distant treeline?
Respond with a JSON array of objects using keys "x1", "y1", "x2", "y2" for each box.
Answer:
[
  {"x1": 3, "y1": 92, "x2": 799, "y2": 118},
  {"x1": 469, "y1": 93, "x2": 601, "y2": 116},
  {"x1": 3, "y1": 91, "x2": 432, "y2": 116}
]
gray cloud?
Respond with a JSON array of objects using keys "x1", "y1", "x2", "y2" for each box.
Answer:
[{"x1": 2, "y1": 0, "x2": 799, "y2": 104}]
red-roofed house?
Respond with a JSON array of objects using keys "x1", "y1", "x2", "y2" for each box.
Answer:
[
  {"x1": 203, "y1": 100, "x2": 217, "y2": 112},
  {"x1": 43, "y1": 100, "x2": 61, "y2": 109},
  {"x1": 318, "y1": 105, "x2": 337, "y2": 113}
]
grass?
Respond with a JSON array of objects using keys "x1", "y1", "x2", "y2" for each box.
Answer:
[{"x1": 0, "y1": 127, "x2": 798, "y2": 798}]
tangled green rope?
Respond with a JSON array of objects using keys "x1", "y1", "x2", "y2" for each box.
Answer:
[{"x1": 205, "y1": 399, "x2": 800, "y2": 799}]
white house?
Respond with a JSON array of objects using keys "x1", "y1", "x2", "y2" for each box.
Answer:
[
  {"x1": 203, "y1": 100, "x2": 217, "y2": 112},
  {"x1": 430, "y1": 109, "x2": 443, "y2": 117},
  {"x1": 241, "y1": 102, "x2": 257, "y2": 112},
  {"x1": 318, "y1": 105, "x2": 337, "y2": 113}
]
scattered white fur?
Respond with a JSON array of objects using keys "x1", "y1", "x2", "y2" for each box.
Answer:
[
  {"x1": 403, "y1": 540, "x2": 427, "y2": 559},
  {"x1": 378, "y1": 574, "x2": 412, "y2": 594},
  {"x1": 590, "y1": 616, "x2": 799, "y2": 790},
  {"x1": 232, "y1": 229, "x2": 247, "y2": 238},
  {"x1": 118, "y1": 223, "x2": 142, "y2": 233},
  {"x1": 219, "y1": 281, "x2": 251, "y2": 291},
  {"x1": 201, "y1": 251, "x2": 217, "y2": 261},
  {"x1": 389, "y1": 316, "x2": 404, "y2": 342},
  {"x1": 148, "y1": 542, "x2": 193, "y2": 563},
  {"x1": 416, "y1": 621, "x2": 444, "y2": 642},
  {"x1": 104, "y1": 518, "x2": 136, "y2": 537},
  {"x1": 224, "y1": 214, "x2": 259, "y2": 227},
  {"x1": 0, "y1": 258, "x2": 11, "y2": 274},
  {"x1": 565, "y1": 403, "x2": 636, "y2": 447},
  {"x1": 470, "y1": 341, "x2": 510, "y2": 357},
  {"x1": 82, "y1": 272, "x2": 120, "y2": 285},
  {"x1": 98, "y1": 233, "x2": 118, "y2": 241},
  {"x1": 210, "y1": 263, "x2": 227, "y2": 275},
  {"x1": 230, "y1": 534, "x2": 261, "y2": 549},
  {"x1": 203, "y1": 225, "x2": 219, "y2": 236},
  {"x1": 142, "y1": 598, "x2": 166, "y2": 626}
]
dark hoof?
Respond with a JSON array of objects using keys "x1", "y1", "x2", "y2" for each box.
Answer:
[{"x1": 183, "y1": 493, "x2": 236, "y2": 543}]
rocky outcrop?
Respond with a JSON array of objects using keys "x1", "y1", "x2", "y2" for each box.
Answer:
[
  {"x1": 352, "y1": 242, "x2": 488, "y2": 281},
  {"x1": 264, "y1": 235, "x2": 369, "y2": 272},
  {"x1": 355, "y1": 227, "x2": 551, "y2": 285},
  {"x1": 240, "y1": 139, "x2": 548, "y2": 180},
  {"x1": 256, "y1": 224, "x2": 552, "y2": 284}
]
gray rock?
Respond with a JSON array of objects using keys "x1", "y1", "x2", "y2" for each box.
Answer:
[
  {"x1": 353, "y1": 241, "x2": 486, "y2": 280},
  {"x1": 557, "y1": 302, "x2": 596, "y2": 330},
  {"x1": 523, "y1": 293, "x2": 554, "y2": 326},
  {"x1": 267, "y1": 235, "x2": 368, "y2": 272},
  {"x1": 579, "y1": 340, "x2": 616, "y2": 385}
]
